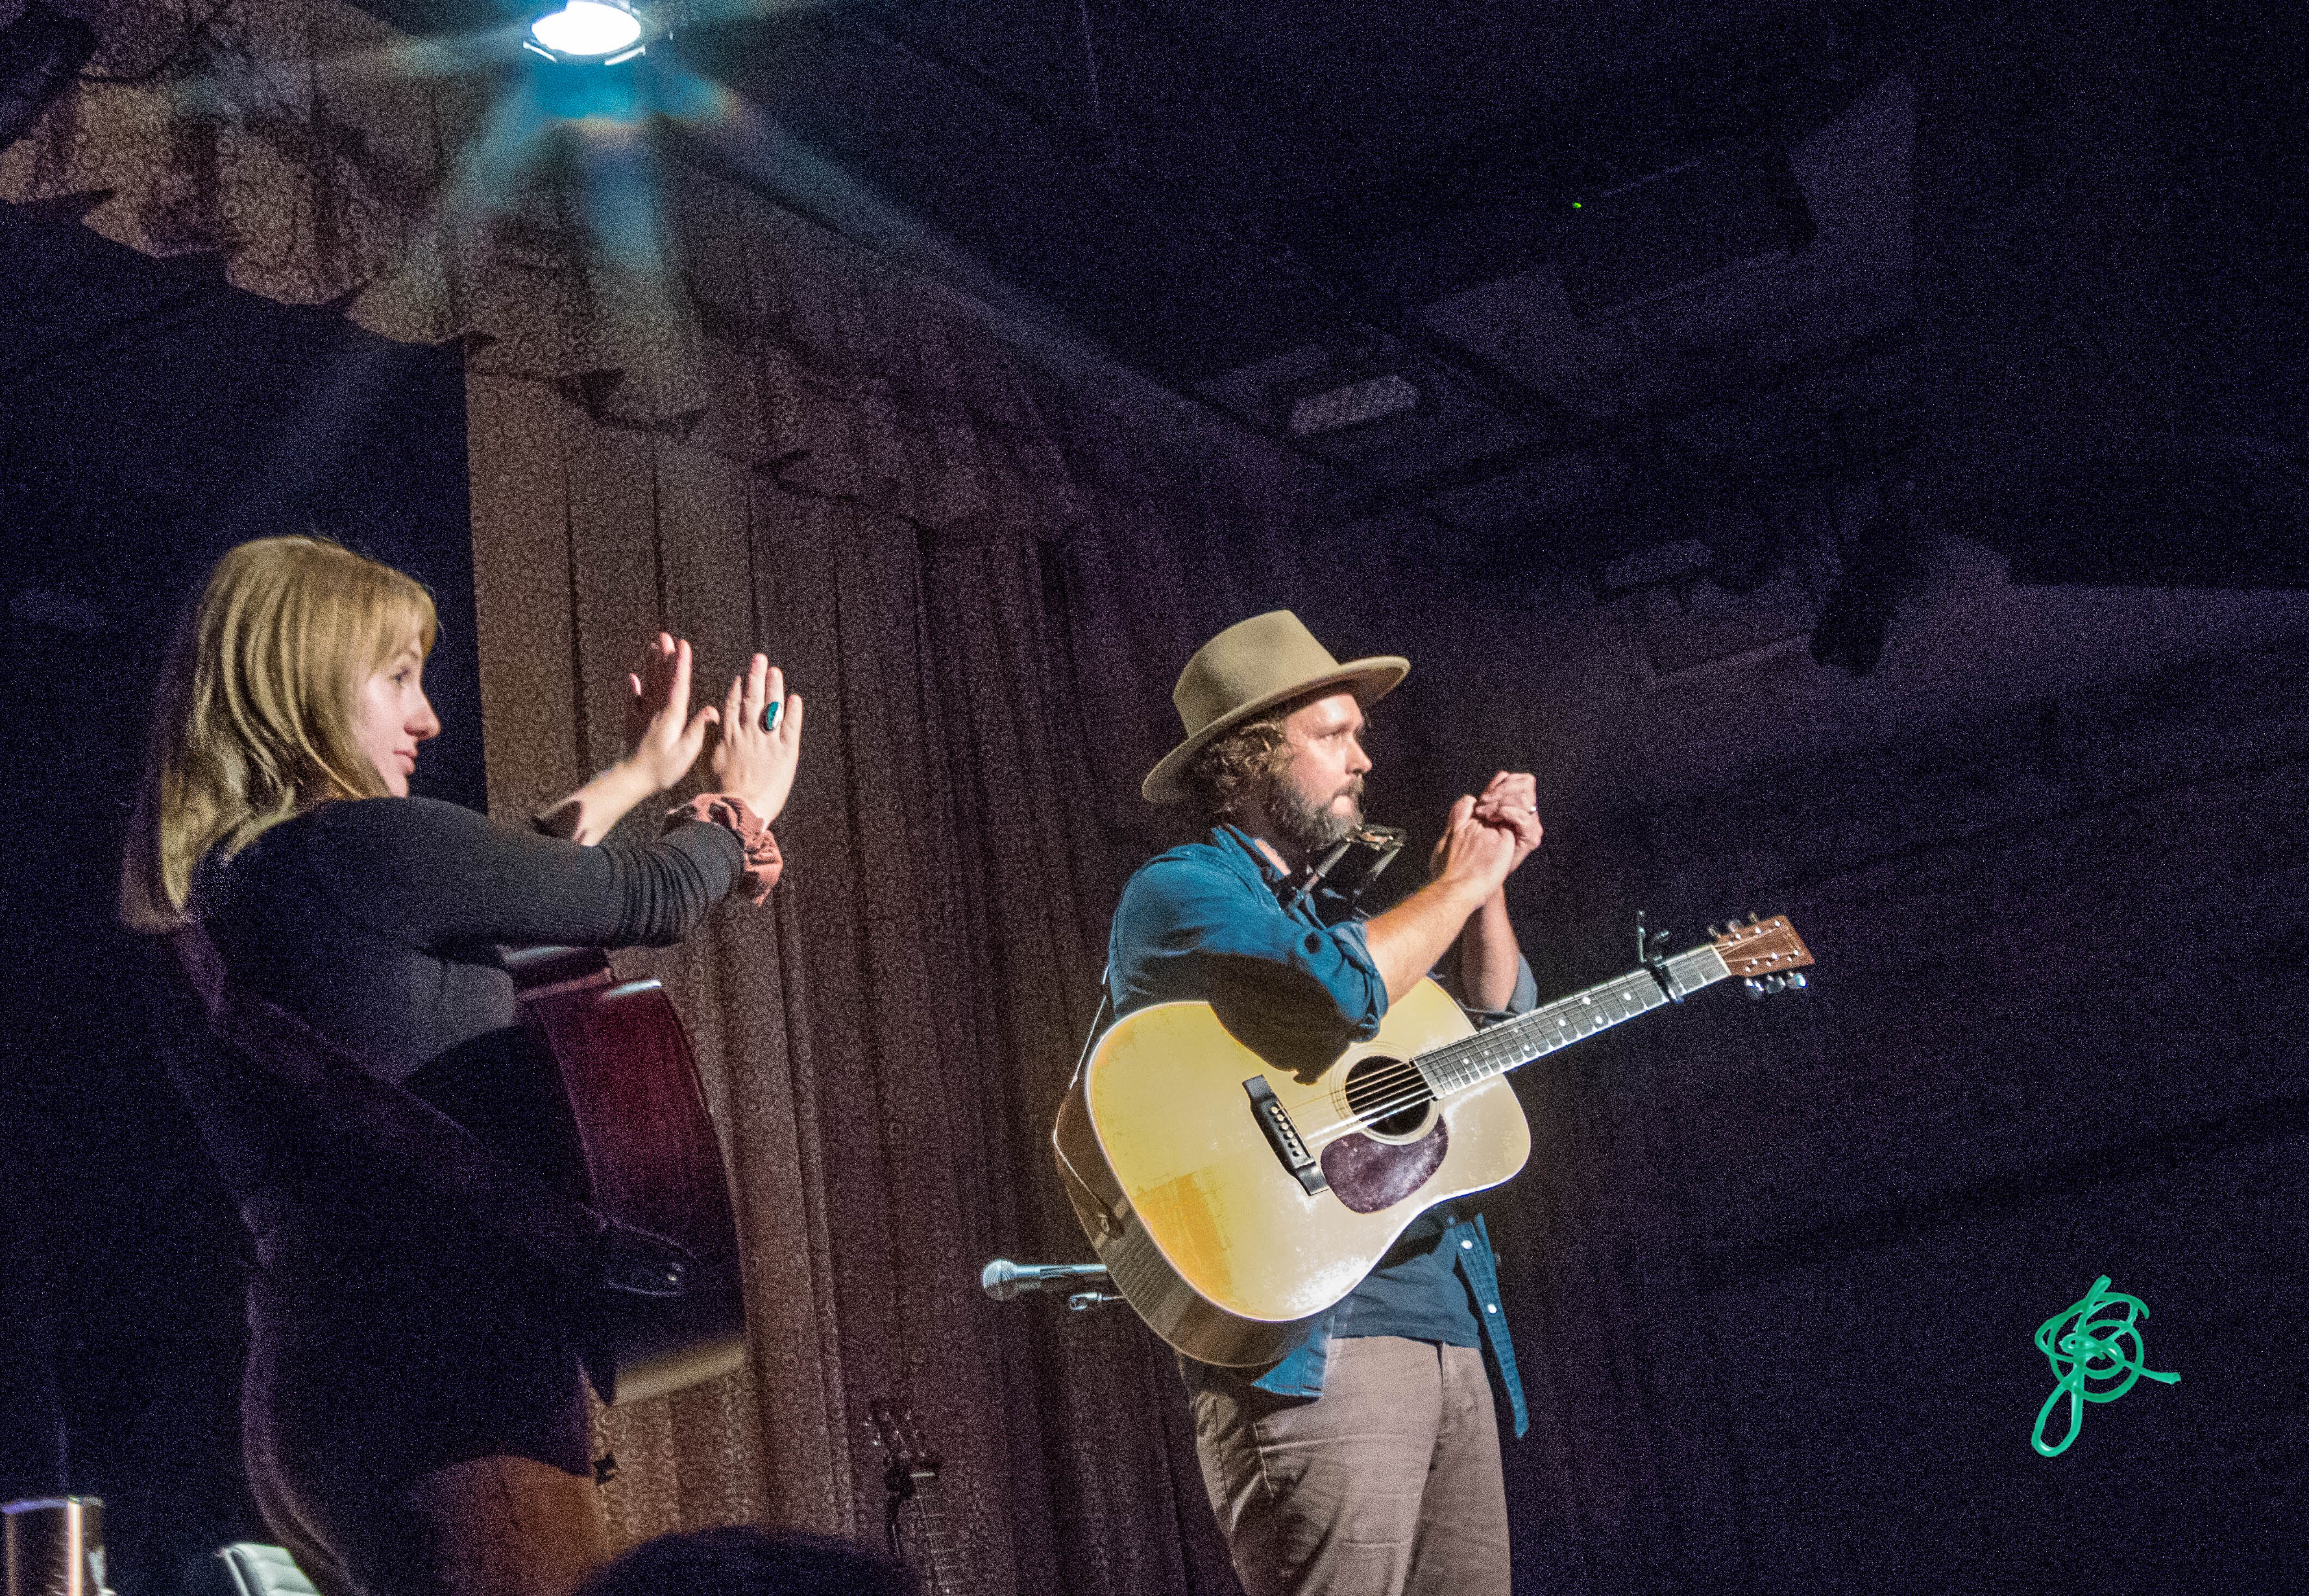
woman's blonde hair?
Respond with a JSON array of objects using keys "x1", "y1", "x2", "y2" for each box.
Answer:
[{"x1": 121, "y1": 536, "x2": 437, "y2": 931}]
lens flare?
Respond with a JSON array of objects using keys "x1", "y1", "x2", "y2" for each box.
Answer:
[{"x1": 530, "y1": 1, "x2": 643, "y2": 60}]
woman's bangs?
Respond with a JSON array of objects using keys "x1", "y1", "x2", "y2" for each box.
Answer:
[{"x1": 360, "y1": 575, "x2": 439, "y2": 674}]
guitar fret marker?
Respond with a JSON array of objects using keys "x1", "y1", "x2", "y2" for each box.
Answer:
[{"x1": 1411, "y1": 937, "x2": 1774, "y2": 1107}]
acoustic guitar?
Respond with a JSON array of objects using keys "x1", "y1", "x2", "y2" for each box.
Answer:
[
  {"x1": 506, "y1": 946, "x2": 748, "y2": 1405},
  {"x1": 1053, "y1": 915, "x2": 1813, "y2": 1367}
]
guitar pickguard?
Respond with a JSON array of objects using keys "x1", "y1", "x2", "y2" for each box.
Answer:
[{"x1": 1319, "y1": 1120, "x2": 1450, "y2": 1214}]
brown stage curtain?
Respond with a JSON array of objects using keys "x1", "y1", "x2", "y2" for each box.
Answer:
[
  {"x1": 12, "y1": 14, "x2": 1335, "y2": 1573},
  {"x1": 3, "y1": 12, "x2": 1415, "y2": 1588},
  {"x1": 463, "y1": 159, "x2": 1348, "y2": 1595}
]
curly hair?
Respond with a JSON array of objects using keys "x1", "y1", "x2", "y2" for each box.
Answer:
[{"x1": 1183, "y1": 712, "x2": 1295, "y2": 823}]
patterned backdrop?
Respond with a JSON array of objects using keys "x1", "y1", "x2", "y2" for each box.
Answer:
[{"x1": 3, "y1": 3, "x2": 1350, "y2": 1590}]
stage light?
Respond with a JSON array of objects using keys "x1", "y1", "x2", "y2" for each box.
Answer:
[{"x1": 525, "y1": 1, "x2": 648, "y2": 66}]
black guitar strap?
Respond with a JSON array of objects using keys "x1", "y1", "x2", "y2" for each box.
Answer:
[{"x1": 165, "y1": 921, "x2": 694, "y2": 1304}]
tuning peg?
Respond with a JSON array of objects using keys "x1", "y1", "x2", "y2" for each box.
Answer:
[
  {"x1": 1785, "y1": 972, "x2": 1807, "y2": 991},
  {"x1": 1746, "y1": 912, "x2": 1760, "y2": 926},
  {"x1": 1707, "y1": 923, "x2": 1721, "y2": 938},
  {"x1": 1743, "y1": 977, "x2": 1766, "y2": 999}
]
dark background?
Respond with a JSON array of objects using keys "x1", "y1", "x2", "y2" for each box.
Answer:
[{"x1": 0, "y1": 201, "x2": 482, "y2": 1595}]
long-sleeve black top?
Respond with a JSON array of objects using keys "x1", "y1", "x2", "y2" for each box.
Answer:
[
  {"x1": 201, "y1": 794, "x2": 742, "y2": 1085},
  {"x1": 155, "y1": 795, "x2": 751, "y2": 1478},
  {"x1": 176, "y1": 794, "x2": 744, "y2": 1203}
]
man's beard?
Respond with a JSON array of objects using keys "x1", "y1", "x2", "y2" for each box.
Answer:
[{"x1": 1264, "y1": 773, "x2": 1363, "y2": 858}]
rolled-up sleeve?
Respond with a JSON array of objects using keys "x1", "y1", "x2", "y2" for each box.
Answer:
[
  {"x1": 1450, "y1": 952, "x2": 1540, "y2": 1028},
  {"x1": 1110, "y1": 854, "x2": 1388, "y2": 1051},
  {"x1": 1503, "y1": 954, "x2": 1539, "y2": 1017}
]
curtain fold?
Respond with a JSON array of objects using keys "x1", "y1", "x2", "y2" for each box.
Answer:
[{"x1": 461, "y1": 166, "x2": 1323, "y2": 1588}]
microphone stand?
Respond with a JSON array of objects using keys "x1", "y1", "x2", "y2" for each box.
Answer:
[{"x1": 980, "y1": 1257, "x2": 1125, "y2": 1311}]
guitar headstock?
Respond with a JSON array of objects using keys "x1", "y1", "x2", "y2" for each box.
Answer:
[
  {"x1": 867, "y1": 1397, "x2": 943, "y2": 1481},
  {"x1": 868, "y1": 1397, "x2": 973, "y2": 1596},
  {"x1": 1709, "y1": 913, "x2": 1814, "y2": 978}
]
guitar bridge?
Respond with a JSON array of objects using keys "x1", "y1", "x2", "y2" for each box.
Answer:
[{"x1": 1244, "y1": 1077, "x2": 1327, "y2": 1194}]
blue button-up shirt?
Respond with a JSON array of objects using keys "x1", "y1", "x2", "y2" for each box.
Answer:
[{"x1": 1106, "y1": 824, "x2": 1530, "y2": 1437}]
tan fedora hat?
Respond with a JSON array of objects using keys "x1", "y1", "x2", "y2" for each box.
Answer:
[{"x1": 1143, "y1": 611, "x2": 1408, "y2": 803}]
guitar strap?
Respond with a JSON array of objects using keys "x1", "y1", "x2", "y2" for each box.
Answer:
[
  {"x1": 1050, "y1": 970, "x2": 1114, "y2": 1220},
  {"x1": 165, "y1": 921, "x2": 696, "y2": 1303},
  {"x1": 1068, "y1": 971, "x2": 1114, "y2": 1084}
]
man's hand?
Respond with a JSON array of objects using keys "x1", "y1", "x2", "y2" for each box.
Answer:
[
  {"x1": 1471, "y1": 771, "x2": 1543, "y2": 866},
  {"x1": 1430, "y1": 773, "x2": 1543, "y2": 888},
  {"x1": 1430, "y1": 793, "x2": 1521, "y2": 904},
  {"x1": 1421, "y1": 773, "x2": 1541, "y2": 1011},
  {"x1": 1370, "y1": 781, "x2": 1535, "y2": 1003}
]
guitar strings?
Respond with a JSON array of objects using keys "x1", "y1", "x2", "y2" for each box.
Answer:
[
  {"x1": 1289, "y1": 968, "x2": 1681, "y2": 1144},
  {"x1": 1288, "y1": 941, "x2": 1784, "y2": 1143},
  {"x1": 1286, "y1": 1032, "x2": 1527, "y2": 1143},
  {"x1": 1292, "y1": 1004, "x2": 1591, "y2": 1143}
]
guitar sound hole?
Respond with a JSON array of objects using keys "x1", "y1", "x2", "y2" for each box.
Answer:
[{"x1": 1343, "y1": 1055, "x2": 1434, "y2": 1139}]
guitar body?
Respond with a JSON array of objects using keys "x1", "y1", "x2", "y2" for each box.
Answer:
[
  {"x1": 1057, "y1": 978, "x2": 1530, "y2": 1367},
  {"x1": 506, "y1": 947, "x2": 748, "y2": 1405},
  {"x1": 1057, "y1": 912, "x2": 1812, "y2": 1366}
]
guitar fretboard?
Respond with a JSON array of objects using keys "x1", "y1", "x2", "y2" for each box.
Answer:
[
  {"x1": 900, "y1": 1485, "x2": 977, "y2": 1596},
  {"x1": 1414, "y1": 945, "x2": 1731, "y2": 1098}
]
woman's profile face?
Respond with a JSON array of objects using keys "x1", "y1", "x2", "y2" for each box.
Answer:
[{"x1": 350, "y1": 636, "x2": 441, "y2": 797}]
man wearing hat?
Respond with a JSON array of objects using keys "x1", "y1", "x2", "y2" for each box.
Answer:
[{"x1": 1109, "y1": 611, "x2": 1543, "y2": 1596}]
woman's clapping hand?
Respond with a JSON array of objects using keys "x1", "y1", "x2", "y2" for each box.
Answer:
[
  {"x1": 622, "y1": 633, "x2": 720, "y2": 793},
  {"x1": 712, "y1": 655, "x2": 804, "y2": 825}
]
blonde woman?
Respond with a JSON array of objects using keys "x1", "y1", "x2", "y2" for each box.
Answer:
[{"x1": 123, "y1": 537, "x2": 803, "y2": 1596}]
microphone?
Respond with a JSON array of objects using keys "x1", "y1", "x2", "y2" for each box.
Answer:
[{"x1": 980, "y1": 1257, "x2": 1111, "y2": 1301}]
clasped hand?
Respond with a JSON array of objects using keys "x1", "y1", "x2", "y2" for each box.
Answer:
[{"x1": 1430, "y1": 771, "x2": 1544, "y2": 898}]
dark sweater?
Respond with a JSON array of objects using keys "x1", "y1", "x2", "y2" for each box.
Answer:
[
  {"x1": 163, "y1": 795, "x2": 746, "y2": 1479},
  {"x1": 201, "y1": 795, "x2": 742, "y2": 1084},
  {"x1": 180, "y1": 795, "x2": 740, "y2": 1187}
]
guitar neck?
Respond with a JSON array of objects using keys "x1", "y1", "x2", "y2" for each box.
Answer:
[
  {"x1": 1414, "y1": 944, "x2": 1733, "y2": 1097},
  {"x1": 901, "y1": 1481, "x2": 975, "y2": 1596}
]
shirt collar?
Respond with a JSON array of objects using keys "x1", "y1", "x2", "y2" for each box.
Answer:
[
  {"x1": 1210, "y1": 822, "x2": 1288, "y2": 885},
  {"x1": 1211, "y1": 821, "x2": 1378, "y2": 926}
]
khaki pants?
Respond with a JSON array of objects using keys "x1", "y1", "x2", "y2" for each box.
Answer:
[{"x1": 1187, "y1": 1337, "x2": 1511, "y2": 1596}]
